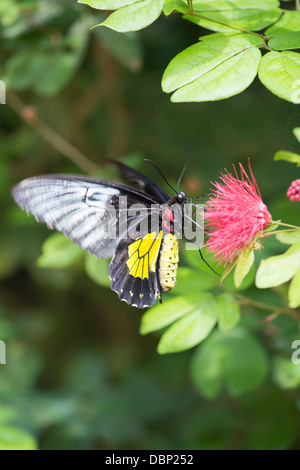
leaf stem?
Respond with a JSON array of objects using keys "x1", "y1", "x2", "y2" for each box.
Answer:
[
  {"x1": 265, "y1": 229, "x2": 300, "y2": 236},
  {"x1": 271, "y1": 220, "x2": 300, "y2": 230},
  {"x1": 234, "y1": 294, "x2": 300, "y2": 321},
  {"x1": 187, "y1": 0, "x2": 193, "y2": 14},
  {"x1": 186, "y1": 9, "x2": 266, "y2": 39}
]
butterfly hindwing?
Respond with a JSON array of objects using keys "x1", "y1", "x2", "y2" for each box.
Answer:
[{"x1": 109, "y1": 229, "x2": 163, "y2": 308}]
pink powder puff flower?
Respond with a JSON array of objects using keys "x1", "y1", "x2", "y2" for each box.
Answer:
[
  {"x1": 205, "y1": 162, "x2": 272, "y2": 266},
  {"x1": 287, "y1": 179, "x2": 300, "y2": 201}
]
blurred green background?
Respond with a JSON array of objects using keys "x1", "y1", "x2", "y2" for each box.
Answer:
[{"x1": 0, "y1": 0, "x2": 300, "y2": 450}]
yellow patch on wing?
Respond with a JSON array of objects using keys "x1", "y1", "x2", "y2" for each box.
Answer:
[{"x1": 126, "y1": 231, "x2": 163, "y2": 279}]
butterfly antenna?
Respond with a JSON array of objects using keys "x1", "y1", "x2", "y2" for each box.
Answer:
[
  {"x1": 177, "y1": 143, "x2": 190, "y2": 192},
  {"x1": 144, "y1": 159, "x2": 177, "y2": 193}
]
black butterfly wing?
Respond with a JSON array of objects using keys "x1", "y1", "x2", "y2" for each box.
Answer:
[
  {"x1": 110, "y1": 159, "x2": 170, "y2": 203},
  {"x1": 12, "y1": 174, "x2": 159, "y2": 259},
  {"x1": 109, "y1": 227, "x2": 163, "y2": 308}
]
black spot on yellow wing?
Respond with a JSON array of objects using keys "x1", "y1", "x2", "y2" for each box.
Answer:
[{"x1": 109, "y1": 231, "x2": 163, "y2": 308}]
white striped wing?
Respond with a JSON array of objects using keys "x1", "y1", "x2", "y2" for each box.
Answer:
[{"x1": 12, "y1": 175, "x2": 121, "y2": 258}]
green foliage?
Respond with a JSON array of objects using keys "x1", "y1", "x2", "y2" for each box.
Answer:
[
  {"x1": 3, "y1": 3, "x2": 90, "y2": 96},
  {"x1": 140, "y1": 292, "x2": 212, "y2": 334},
  {"x1": 273, "y1": 355, "x2": 300, "y2": 390},
  {"x1": 162, "y1": 33, "x2": 263, "y2": 102},
  {"x1": 274, "y1": 127, "x2": 300, "y2": 166},
  {"x1": 190, "y1": 328, "x2": 269, "y2": 398},
  {"x1": 276, "y1": 231, "x2": 300, "y2": 245},
  {"x1": 79, "y1": 0, "x2": 300, "y2": 103},
  {"x1": 157, "y1": 296, "x2": 218, "y2": 354},
  {"x1": 84, "y1": 254, "x2": 111, "y2": 287},
  {"x1": 256, "y1": 242, "x2": 300, "y2": 308},
  {"x1": 217, "y1": 293, "x2": 241, "y2": 333},
  {"x1": 274, "y1": 151, "x2": 300, "y2": 166},
  {"x1": 93, "y1": 0, "x2": 164, "y2": 33},
  {"x1": 183, "y1": 1, "x2": 281, "y2": 33},
  {"x1": 37, "y1": 233, "x2": 83, "y2": 269},
  {"x1": 1, "y1": 0, "x2": 300, "y2": 451},
  {"x1": 268, "y1": 32, "x2": 300, "y2": 51},
  {"x1": 0, "y1": 424, "x2": 38, "y2": 450},
  {"x1": 258, "y1": 51, "x2": 300, "y2": 103},
  {"x1": 233, "y1": 247, "x2": 255, "y2": 288}
]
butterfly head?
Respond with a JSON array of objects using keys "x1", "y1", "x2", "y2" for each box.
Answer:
[{"x1": 174, "y1": 191, "x2": 186, "y2": 204}]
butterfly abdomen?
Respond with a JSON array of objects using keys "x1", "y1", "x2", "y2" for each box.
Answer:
[{"x1": 159, "y1": 233, "x2": 179, "y2": 292}]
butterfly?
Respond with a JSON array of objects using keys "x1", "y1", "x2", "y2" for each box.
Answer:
[{"x1": 12, "y1": 159, "x2": 209, "y2": 308}]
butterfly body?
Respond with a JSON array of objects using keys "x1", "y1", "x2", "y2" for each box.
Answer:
[
  {"x1": 12, "y1": 161, "x2": 197, "y2": 309},
  {"x1": 159, "y1": 232, "x2": 179, "y2": 292}
]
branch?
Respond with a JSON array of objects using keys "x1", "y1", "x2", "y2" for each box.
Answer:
[
  {"x1": 7, "y1": 91, "x2": 99, "y2": 175},
  {"x1": 235, "y1": 294, "x2": 300, "y2": 322},
  {"x1": 185, "y1": 4, "x2": 268, "y2": 40}
]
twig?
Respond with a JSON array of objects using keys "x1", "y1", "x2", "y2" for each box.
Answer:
[
  {"x1": 7, "y1": 91, "x2": 99, "y2": 175},
  {"x1": 235, "y1": 294, "x2": 300, "y2": 321},
  {"x1": 187, "y1": 10, "x2": 265, "y2": 38}
]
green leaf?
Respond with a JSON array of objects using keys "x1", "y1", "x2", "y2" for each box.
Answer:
[
  {"x1": 217, "y1": 293, "x2": 241, "y2": 333},
  {"x1": 223, "y1": 259, "x2": 256, "y2": 291},
  {"x1": 37, "y1": 233, "x2": 83, "y2": 269},
  {"x1": 78, "y1": 0, "x2": 138, "y2": 8},
  {"x1": 268, "y1": 32, "x2": 300, "y2": 51},
  {"x1": 266, "y1": 11, "x2": 300, "y2": 35},
  {"x1": 190, "y1": 328, "x2": 269, "y2": 399},
  {"x1": 140, "y1": 292, "x2": 212, "y2": 335},
  {"x1": 157, "y1": 297, "x2": 218, "y2": 354},
  {"x1": 84, "y1": 254, "x2": 110, "y2": 287},
  {"x1": 174, "y1": 267, "x2": 219, "y2": 294},
  {"x1": 293, "y1": 127, "x2": 300, "y2": 144},
  {"x1": 273, "y1": 356, "x2": 300, "y2": 390},
  {"x1": 256, "y1": 242, "x2": 300, "y2": 288},
  {"x1": 4, "y1": 19, "x2": 89, "y2": 96},
  {"x1": 33, "y1": 52, "x2": 81, "y2": 96},
  {"x1": 258, "y1": 51, "x2": 300, "y2": 104},
  {"x1": 2, "y1": 1, "x2": 63, "y2": 39},
  {"x1": 185, "y1": 1, "x2": 281, "y2": 33},
  {"x1": 95, "y1": 0, "x2": 164, "y2": 32},
  {"x1": 288, "y1": 267, "x2": 300, "y2": 309},
  {"x1": 163, "y1": 0, "x2": 187, "y2": 16},
  {"x1": 0, "y1": 426, "x2": 38, "y2": 450},
  {"x1": 274, "y1": 150, "x2": 300, "y2": 165},
  {"x1": 234, "y1": 247, "x2": 255, "y2": 288},
  {"x1": 264, "y1": 220, "x2": 280, "y2": 232},
  {"x1": 276, "y1": 230, "x2": 300, "y2": 245},
  {"x1": 4, "y1": 49, "x2": 43, "y2": 90},
  {"x1": 162, "y1": 33, "x2": 262, "y2": 102}
]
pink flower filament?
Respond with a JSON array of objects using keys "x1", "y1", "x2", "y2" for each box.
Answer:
[{"x1": 205, "y1": 162, "x2": 272, "y2": 265}]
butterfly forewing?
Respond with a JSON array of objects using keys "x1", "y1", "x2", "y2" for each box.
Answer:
[
  {"x1": 109, "y1": 159, "x2": 170, "y2": 203},
  {"x1": 12, "y1": 174, "x2": 157, "y2": 259}
]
